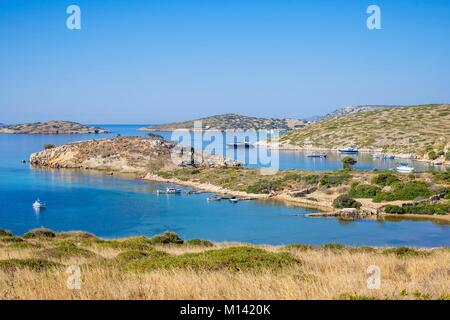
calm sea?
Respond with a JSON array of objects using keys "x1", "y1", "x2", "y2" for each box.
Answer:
[{"x1": 0, "y1": 125, "x2": 448, "y2": 246}]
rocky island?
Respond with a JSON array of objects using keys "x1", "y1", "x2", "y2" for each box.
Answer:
[
  {"x1": 140, "y1": 113, "x2": 307, "y2": 131},
  {"x1": 0, "y1": 121, "x2": 109, "y2": 134},
  {"x1": 30, "y1": 136, "x2": 241, "y2": 175}
]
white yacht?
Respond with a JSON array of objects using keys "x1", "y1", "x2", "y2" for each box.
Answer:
[
  {"x1": 157, "y1": 187, "x2": 182, "y2": 194},
  {"x1": 339, "y1": 145, "x2": 359, "y2": 153},
  {"x1": 396, "y1": 164, "x2": 415, "y2": 173},
  {"x1": 32, "y1": 199, "x2": 46, "y2": 209}
]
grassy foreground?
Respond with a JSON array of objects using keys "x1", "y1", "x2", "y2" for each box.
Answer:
[{"x1": 0, "y1": 228, "x2": 448, "y2": 300}]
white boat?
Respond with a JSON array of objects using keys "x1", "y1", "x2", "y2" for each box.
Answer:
[
  {"x1": 396, "y1": 164, "x2": 415, "y2": 173},
  {"x1": 229, "y1": 198, "x2": 239, "y2": 203},
  {"x1": 32, "y1": 199, "x2": 46, "y2": 209},
  {"x1": 207, "y1": 196, "x2": 222, "y2": 202},
  {"x1": 373, "y1": 153, "x2": 395, "y2": 160},
  {"x1": 157, "y1": 187, "x2": 182, "y2": 194},
  {"x1": 339, "y1": 145, "x2": 359, "y2": 153},
  {"x1": 306, "y1": 152, "x2": 327, "y2": 158}
]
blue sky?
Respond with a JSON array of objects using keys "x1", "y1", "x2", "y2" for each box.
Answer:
[{"x1": 1, "y1": 0, "x2": 449, "y2": 124}]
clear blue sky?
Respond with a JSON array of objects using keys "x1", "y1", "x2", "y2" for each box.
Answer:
[{"x1": 1, "y1": 0, "x2": 449, "y2": 124}]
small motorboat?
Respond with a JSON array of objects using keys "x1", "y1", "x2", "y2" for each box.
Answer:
[
  {"x1": 373, "y1": 153, "x2": 395, "y2": 160},
  {"x1": 157, "y1": 187, "x2": 182, "y2": 194},
  {"x1": 32, "y1": 199, "x2": 46, "y2": 209},
  {"x1": 306, "y1": 152, "x2": 327, "y2": 158},
  {"x1": 229, "y1": 198, "x2": 239, "y2": 203},
  {"x1": 226, "y1": 142, "x2": 253, "y2": 149},
  {"x1": 185, "y1": 190, "x2": 203, "y2": 195},
  {"x1": 396, "y1": 164, "x2": 415, "y2": 173},
  {"x1": 339, "y1": 145, "x2": 359, "y2": 153},
  {"x1": 207, "y1": 196, "x2": 222, "y2": 202}
]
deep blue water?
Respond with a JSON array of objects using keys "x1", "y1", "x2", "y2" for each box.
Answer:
[{"x1": 0, "y1": 125, "x2": 448, "y2": 246}]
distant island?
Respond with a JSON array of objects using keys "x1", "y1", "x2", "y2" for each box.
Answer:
[
  {"x1": 260, "y1": 104, "x2": 450, "y2": 164},
  {"x1": 139, "y1": 113, "x2": 307, "y2": 131},
  {"x1": 0, "y1": 121, "x2": 109, "y2": 134}
]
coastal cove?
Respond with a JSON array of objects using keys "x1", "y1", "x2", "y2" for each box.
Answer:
[{"x1": 1, "y1": 125, "x2": 449, "y2": 247}]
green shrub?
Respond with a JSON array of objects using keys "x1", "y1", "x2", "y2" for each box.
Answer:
[
  {"x1": 56, "y1": 231, "x2": 97, "y2": 240},
  {"x1": 445, "y1": 151, "x2": 450, "y2": 161},
  {"x1": 157, "y1": 171, "x2": 173, "y2": 179},
  {"x1": 383, "y1": 205, "x2": 403, "y2": 213},
  {"x1": 333, "y1": 195, "x2": 362, "y2": 209},
  {"x1": 245, "y1": 179, "x2": 282, "y2": 194},
  {"x1": 23, "y1": 228, "x2": 56, "y2": 239},
  {"x1": 433, "y1": 171, "x2": 450, "y2": 184},
  {"x1": 38, "y1": 243, "x2": 96, "y2": 259},
  {"x1": 283, "y1": 244, "x2": 315, "y2": 251},
  {"x1": 349, "y1": 183, "x2": 381, "y2": 198},
  {"x1": 0, "y1": 259, "x2": 61, "y2": 272},
  {"x1": 322, "y1": 243, "x2": 346, "y2": 251},
  {"x1": 341, "y1": 156, "x2": 357, "y2": 170},
  {"x1": 428, "y1": 151, "x2": 439, "y2": 160},
  {"x1": 44, "y1": 144, "x2": 55, "y2": 150},
  {"x1": 128, "y1": 246, "x2": 300, "y2": 272},
  {"x1": 149, "y1": 231, "x2": 184, "y2": 245},
  {"x1": 0, "y1": 229, "x2": 13, "y2": 237},
  {"x1": 383, "y1": 203, "x2": 449, "y2": 215},
  {"x1": 116, "y1": 250, "x2": 168, "y2": 263},
  {"x1": 383, "y1": 247, "x2": 429, "y2": 257},
  {"x1": 373, "y1": 181, "x2": 431, "y2": 202},
  {"x1": 319, "y1": 174, "x2": 350, "y2": 187},
  {"x1": 185, "y1": 239, "x2": 214, "y2": 247},
  {"x1": 371, "y1": 172, "x2": 400, "y2": 186}
]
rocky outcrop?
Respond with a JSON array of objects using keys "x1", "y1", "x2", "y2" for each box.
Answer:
[
  {"x1": 0, "y1": 121, "x2": 109, "y2": 134},
  {"x1": 306, "y1": 208, "x2": 378, "y2": 218},
  {"x1": 29, "y1": 136, "x2": 241, "y2": 174}
]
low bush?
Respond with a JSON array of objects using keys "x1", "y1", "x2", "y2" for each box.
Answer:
[
  {"x1": 383, "y1": 247, "x2": 429, "y2": 258},
  {"x1": 0, "y1": 229, "x2": 13, "y2": 237},
  {"x1": 128, "y1": 246, "x2": 300, "y2": 272},
  {"x1": 38, "y1": 243, "x2": 96, "y2": 259},
  {"x1": 373, "y1": 181, "x2": 431, "y2": 202},
  {"x1": 333, "y1": 195, "x2": 362, "y2": 209},
  {"x1": 319, "y1": 174, "x2": 351, "y2": 188},
  {"x1": 44, "y1": 144, "x2": 55, "y2": 150},
  {"x1": 349, "y1": 183, "x2": 381, "y2": 198},
  {"x1": 0, "y1": 259, "x2": 61, "y2": 272},
  {"x1": 371, "y1": 172, "x2": 400, "y2": 187},
  {"x1": 23, "y1": 228, "x2": 56, "y2": 239},
  {"x1": 383, "y1": 203, "x2": 450, "y2": 215},
  {"x1": 149, "y1": 231, "x2": 184, "y2": 245},
  {"x1": 245, "y1": 179, "x2": 283, "y2": 194},
  {"x1": 428, "y1": 151, "x2": 439, "y2": 160},
  {"x1": 185, "y1": 239, "x2": 214, "y2": 247}
]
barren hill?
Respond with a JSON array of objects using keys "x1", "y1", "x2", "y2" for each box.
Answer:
[{"x1": 274, "y1": 104, "x2": 450, "y2": 161}]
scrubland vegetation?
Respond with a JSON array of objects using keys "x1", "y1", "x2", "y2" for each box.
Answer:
[{"x1": 0, "y1": 228, "x2": 448, "y2": 300}]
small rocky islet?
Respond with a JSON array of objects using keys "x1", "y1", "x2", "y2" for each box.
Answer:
[{"x1": 0, "y1": 121, "x2": 109, "y2": 134}]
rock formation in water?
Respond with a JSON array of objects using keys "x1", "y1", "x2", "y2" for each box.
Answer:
[{"x1": 29, "y1": 136, "x2": 241, "y2": 174}]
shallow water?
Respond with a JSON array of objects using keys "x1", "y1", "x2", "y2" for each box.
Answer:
[{"x1": 0, "y1": 125, "x2": 448, "y2": 246}]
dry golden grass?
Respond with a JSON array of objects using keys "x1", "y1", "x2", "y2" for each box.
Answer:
[{"x1": 0, "y1": 233, "x2": 448, "y2": 300}]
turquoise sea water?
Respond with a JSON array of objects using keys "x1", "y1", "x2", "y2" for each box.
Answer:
[{"x1": 0, "y1": 125, "x2": 448, "y2": 246}]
